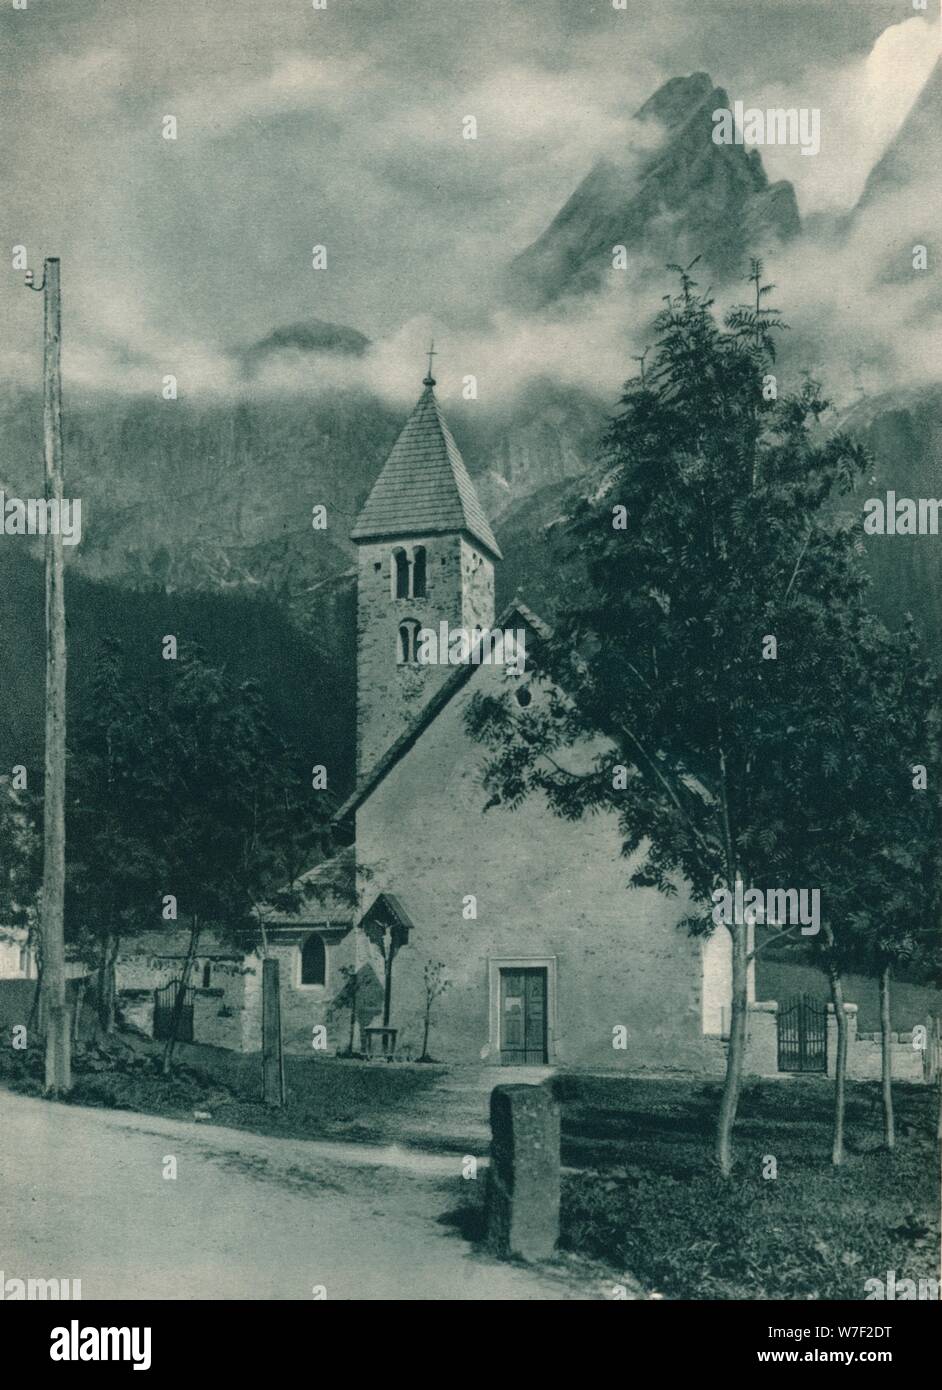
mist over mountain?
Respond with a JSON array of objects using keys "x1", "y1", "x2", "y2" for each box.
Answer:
[
  {"x1": 235, "y1": 319, "x2": 371, "y2": 378},
  {"x1": 510, "y1": 72, "x2": 801, "y2": 309},
  {"x1": 834, "y1": 385, "x2": 942, "y2": 643},
  {"x1": 2, "y1": 62, "x2": 940, "y2": 764},
  {"x1": 0, "y1": 372, "x2": 604, "y2": 613}
]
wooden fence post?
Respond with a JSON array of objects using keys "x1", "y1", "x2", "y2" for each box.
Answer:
[{"x1": 262, "y1": 957, "x2": 285, "y2": 1107}]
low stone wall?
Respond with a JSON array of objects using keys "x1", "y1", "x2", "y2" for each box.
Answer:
[
  {"x1": 827, "y1": 1004, "x2": 924, "y2": 1083},
  {"x1": 745, "y1": 1000, "x2": 779, "y2": 1076},
  {"x1": 118, "y1": 989, "x2": 154, "y2": 1036},
  {"x1": 118, "y1": 984, "x2": 244, "y2": 1051},
  {"x1": 734, "y1": 999, "x2": 930, "y2": 1082},
  {"x1": 192, "y1": 989, "x2": 242, "y2": 1051}
]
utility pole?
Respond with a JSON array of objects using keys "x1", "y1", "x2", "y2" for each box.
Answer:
[{"x1": 26, "y1": 256, "x2": 71, "y2": 1094}]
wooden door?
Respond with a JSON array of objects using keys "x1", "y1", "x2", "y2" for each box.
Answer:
[{"x1": 500, "y1": 967, "x2": 548, "y2": 1065}]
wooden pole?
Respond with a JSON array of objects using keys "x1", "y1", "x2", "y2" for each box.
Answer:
[
  {"x1": 162, "y1": 915, "x2": 199, "y2": 1074},
  {"x1": 382, "y1": 936, "x2": 393, "y2": 1028},
  {"x1": 39, "y1": 257, "x2": 71, "y2": 1096},
  {"x1": 878, "y1": 964, "x2": 895, "y2": 1150},
  {"x1": 262, "y1": 957, "x2": 285, "y2": 1106}
]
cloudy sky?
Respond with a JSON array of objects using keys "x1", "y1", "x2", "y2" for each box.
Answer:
[{"x1": 1, "y1": 0, "x2": 938, "y2": 400}]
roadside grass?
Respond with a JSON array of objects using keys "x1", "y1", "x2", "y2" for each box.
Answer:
[
  {"x1": 0, "y1": 1032, "x2": 445, "y2": 1145},
  {"x1": 554, "y1": 1075, "x2": 940, "y2": 1300}
]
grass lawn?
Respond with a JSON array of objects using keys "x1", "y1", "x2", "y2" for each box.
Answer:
[{"x1": 553, "y1": 1074, "x2": 940, "y2": 1300}]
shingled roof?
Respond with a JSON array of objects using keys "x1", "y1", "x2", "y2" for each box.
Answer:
[{"x1": 350, "y1": 381, "x2": 502, "y2": 559}]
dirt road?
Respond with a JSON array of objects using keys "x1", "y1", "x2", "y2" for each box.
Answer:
[{"x1": 0, "y1": 1091, "x2": 604, "y2": 1300}]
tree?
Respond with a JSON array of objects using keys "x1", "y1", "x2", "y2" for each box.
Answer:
[
  {"x1": 785, "y1": 616, "x2": 942, "y2": 1159},
  {"x1": 855, "y1": 629, "x2": 941, "y2": 1152},
  {"x1": 418, "y1": 960, "x2": 451, "y2": 1062},
  {"x1": 68, "y1": 640, "x2": 339, "y2": 1072},
  {"x1": 67, "y1": 639, "x2": 163, "y2": 1037},
  {"x1": 0, "y1": 776, "x2": 43, "y2": 1029},
  {"x1": 0, "y1": 780, "x2": 41, "y2": 929},
  {"x1": 465, "y1": 260, "x2": 892, "y2": 1175},
  {"x1": 139, "y1": 646, "x2": 337, "y2": 1073}
]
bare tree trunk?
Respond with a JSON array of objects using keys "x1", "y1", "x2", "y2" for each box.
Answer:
[
  {"x1": 39, "y1": 257, "x2": 70, "y2": 1096},
  {"x1": 28, "y1": 957, "x2": 44, "y2": 1035},
  {"x1": 879, "y1": 964, "x2": 895, "y2": 1151},
  {"x1": 827, "y1": 959, "x2": 848, "y2": 1165},
  {"x1": 162, "y1": 915, "x2": 199, "y2": 1075},
  {"x1": 347, "y1": 972, "x2": 358, "y2": 1055},
  {"x1": 420, "y1": 1005, "x2": 431, "y2": 1062},
  {"x1": 71, "y1": 977, "x2": 86, "y2": 1042},
  {"x1": 95, "y1": 931, "x2": 120, "y2": 1037},
  {"x1": 716, "y1": 921, "x2": 748, "y2": 1177},
  {"x1": 262, "y1": 957, "x2": 285, "y2": 1107}
]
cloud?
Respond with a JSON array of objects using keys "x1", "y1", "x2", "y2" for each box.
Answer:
[
  {"x1": 40, "y1": 48, "x2": 129, "y2": 102},
  {"x1": 169, "y1": 52, "x2": 373, "y2": 138},
  {"x1": 758, "y1": 16, "x2": 939, "y2": 214},
  {"x1": 2, "y1": 1, "x2": 938, "y2": 413}
]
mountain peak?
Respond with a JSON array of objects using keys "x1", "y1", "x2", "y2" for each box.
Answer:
[
  {"x1": 509, "y1": 71, "x2": 799, "y2": 308},
  {"x1": 635, "y1": 71, "x2": 724, "y2": 127}
]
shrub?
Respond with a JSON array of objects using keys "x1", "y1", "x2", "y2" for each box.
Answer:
[{"x1": 561, "y1": 1144, "x2": 940, "y2": 1300}]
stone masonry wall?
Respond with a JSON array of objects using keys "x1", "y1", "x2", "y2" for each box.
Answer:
[
  {"x1": 827, "y1": 1004, "x2": 925, "y2": 1082},
  {"x1": 355, "y1": 534, "x2": 495, "y2": 779},
  {"x1": 356, "y1": 658, "x2": 714, "y2": 1071},
  {"x1": 265, "y1": 929, "x2": 359, "y2": 1056}
]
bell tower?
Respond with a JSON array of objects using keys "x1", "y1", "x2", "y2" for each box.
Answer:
[{"x1": 351, "y1": 360, "x2": 502, "y2": 780}]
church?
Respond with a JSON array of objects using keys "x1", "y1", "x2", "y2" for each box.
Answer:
[
  {"x1": 102, "y1": 369, "x2": 930, "y2": 1082},
  {"x1": 266, "y1": 364, "x2": 749, "y2": 1073}
]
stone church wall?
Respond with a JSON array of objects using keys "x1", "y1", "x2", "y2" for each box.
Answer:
[{"x1": 356, "y1": 659, "x2": 716, "y2": 1071}]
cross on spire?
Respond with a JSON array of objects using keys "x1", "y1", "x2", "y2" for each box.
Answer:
[{"x1": 423, "y1": 339, "x2": 437, "y2": 387}]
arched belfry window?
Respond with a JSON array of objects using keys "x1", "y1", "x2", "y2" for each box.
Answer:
[
  {"x1": 412, "y1": 546, "x2": 426, "y2": 598},
  {"x1": 392, "y1": 547, "x2": 409, "y2": 599},
  {"x1": 301, "y1": 934, "x2": 326, "y2": 986},
  {"x1": 398, "y1": 619, "x2": 420, "y2": 664}
]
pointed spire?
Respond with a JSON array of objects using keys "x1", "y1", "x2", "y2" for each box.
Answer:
[
  {"x1": 423, "y1": 339, "x2": 437, "y2": 388},
  {"x1": 351, "y1": 365, "x2": 502, "y2": 560}
]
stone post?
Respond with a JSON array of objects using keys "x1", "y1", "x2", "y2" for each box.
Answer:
[{"x1": 486, "y1": 1083, "x2": 560, "y2": 1262}]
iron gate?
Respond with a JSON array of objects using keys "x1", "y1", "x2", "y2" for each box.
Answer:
[
  {"x1": 777, "y1": 993, "x2": 827, "y2": 1073},
  {"x1": 153, "y1": 979, "x2": 195, "y2": 1042}
]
